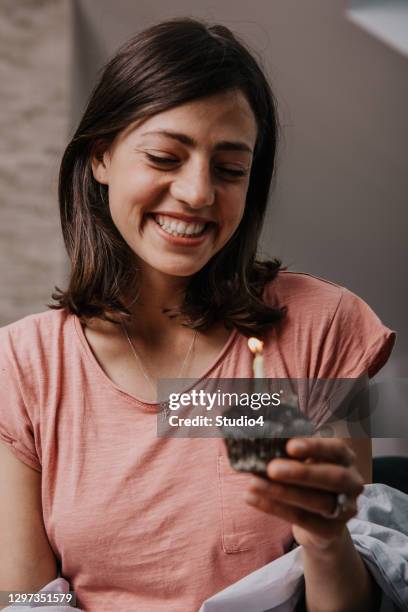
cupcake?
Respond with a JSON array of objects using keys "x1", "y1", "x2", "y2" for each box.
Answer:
[
  {"x1": 220, "y1": 394, "x2": 314, "y2": 477},
  {"x1": 220, "y1": 337, "x2": 314, "y2": 477}
]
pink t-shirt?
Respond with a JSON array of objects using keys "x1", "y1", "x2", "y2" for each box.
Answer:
[{"x1": 0, "y1": 272, "x2": 396, "y2": 611}]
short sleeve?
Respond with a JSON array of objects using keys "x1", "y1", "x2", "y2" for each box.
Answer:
[
  {"x1": 307, "y1": 288, "x2": 396, "y2": 431},
  {"x1": 316, "y1": 288, "x2": 396, "y2": 380},
  {"x1": 0, "y1": 328, "x2": 41, "y2": 472}
]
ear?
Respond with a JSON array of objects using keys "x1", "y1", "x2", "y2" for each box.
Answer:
[{"x1": 91, "y1": 140, "x2": 111, "y2": 185}]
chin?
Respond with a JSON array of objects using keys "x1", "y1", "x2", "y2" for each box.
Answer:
[
  {"x1": 147, "y1": 261, "x2": 202, "y2": 277},
  {"x1": 163, "y1": 267, "x2": 202, "y2": 278}
]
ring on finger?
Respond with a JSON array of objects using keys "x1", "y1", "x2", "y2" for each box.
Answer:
[{"x1": 322, "y1": 492, "x2": 352, "y2": 519}]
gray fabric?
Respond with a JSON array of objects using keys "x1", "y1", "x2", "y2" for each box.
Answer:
[
  {"x1": 349, "y1": 484, "x2": 408, "y2": 611},
  {"x1": 200, "y1": 484, "x2": 408, "y2": 611}
]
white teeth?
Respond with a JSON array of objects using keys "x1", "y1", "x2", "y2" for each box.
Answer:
[{"x1": 153, "y1": 214, "x2": 206, "y2": 237}]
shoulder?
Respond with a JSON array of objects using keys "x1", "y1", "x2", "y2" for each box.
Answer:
[
  {"x1": 0, "y1": 310, "x2": 70, "y2": 473},
  {"x1": 0, "y1": 307, "x2": 68, "y2": 337},
  {"x1": 264, "y1": 270, "x2": 344, "y2": 320},
  {"x1": 0, "y1": 309, "x2": 71, "y2": 434},
  {"x1": 264, "y1": 269, "x2": 384, "y2": 322},
  {"x1": 266, "y1": 270, "x2": 343, "y2": 299},
  {"x1": 262, "y1": 270, "x2": 396, "y2": 379},
  {"x1": 0, "y1": 308, "x2": 70, "y2": 369}
]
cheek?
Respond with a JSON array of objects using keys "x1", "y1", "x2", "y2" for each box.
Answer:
[
  {"x1": 108, "y1": 168, "x2": 162, "y2": 218},
  {"x1": 221, "y1": 190, "x2": 247, "y2": 227},
  {"x1": 215, "y1": 198, "x2": 246, "y2": 249}
]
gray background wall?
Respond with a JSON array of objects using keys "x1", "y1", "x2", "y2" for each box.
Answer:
[
  {"x1": 1, "y1": 0, "x2": 406, "y2": 455},
  {"x1": 0, "y1": 0, "x2": 70, "y2": 324}
]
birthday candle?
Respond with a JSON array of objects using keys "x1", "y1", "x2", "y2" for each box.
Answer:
[
  {"x1": 248, "y1": 337, "x2": 264, "y2": 376},
  {"x1": 248, "y1": 337, "x2": 266, "y2": 395}
]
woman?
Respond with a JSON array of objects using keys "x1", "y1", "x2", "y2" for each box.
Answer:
[{"x1": 0, "y1": 17, "x2": 395, "y2": 611}]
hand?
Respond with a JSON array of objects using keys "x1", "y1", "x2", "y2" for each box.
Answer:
[{"x1": 245, "y1": 438, "x2": 365, "y2": 553}]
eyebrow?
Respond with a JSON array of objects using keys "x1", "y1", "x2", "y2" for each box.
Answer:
[{"x1": 141, "y1": 129, "x2": 253, "y2": 154}]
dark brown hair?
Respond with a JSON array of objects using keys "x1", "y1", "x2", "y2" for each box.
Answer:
[{"x1": 49, "y1": 17, "x2": 286, "y2": 338}]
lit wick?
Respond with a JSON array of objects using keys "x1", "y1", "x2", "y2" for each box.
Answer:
[{"x1": 248, "y1": 337, "x2": 265, "y2": 394}]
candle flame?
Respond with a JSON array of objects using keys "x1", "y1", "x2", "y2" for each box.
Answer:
[{"x1": 247, "y1": 337, "x2": 264, "y2": 354}]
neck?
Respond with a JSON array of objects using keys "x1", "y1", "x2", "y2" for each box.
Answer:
[{"x1": 121, "y1": 269, "x2": 191, "y2": 344}]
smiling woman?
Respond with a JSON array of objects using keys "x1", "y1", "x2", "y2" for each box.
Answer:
[
  {"x1": 51, "y1": 19, "x2": 284, "y2": 340},
  {"x1": 0, "y1": 16, "x2": 396, "y2": 612}
]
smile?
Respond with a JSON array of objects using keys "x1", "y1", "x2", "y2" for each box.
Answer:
[
  {"x1": 147, "y1": 214, "x2": 214, "y2": 246},
  {"x1": 152, "y1": 213, "x2": 208, "y2": 237}
]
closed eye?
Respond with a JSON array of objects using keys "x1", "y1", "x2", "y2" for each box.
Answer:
[
  {"x1": 144, "y1": 153, "x2": 248, "y2": 178},
  {"x1": 145, "y1": 153, "x2": 177, "y2": 165},
  {"x1": 221, "y1": 168, "x2": 248, "y2": 177}
]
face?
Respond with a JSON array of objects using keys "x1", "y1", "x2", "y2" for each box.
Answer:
[{"x1": 92, "y1": 89, "x2": 257, "y2": 282}]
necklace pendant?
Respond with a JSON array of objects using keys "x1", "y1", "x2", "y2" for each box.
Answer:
[
  {"x1": 159, "y1": 402, "x2": 170, "y2": 421},
  {"x1": 121, "y1": 323, "x2": 198, "y2": 417}
]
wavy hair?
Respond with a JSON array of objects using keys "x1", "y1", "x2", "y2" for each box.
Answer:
[{"x1": 49, "y1": 17, "x2": 286, "y2": 338}]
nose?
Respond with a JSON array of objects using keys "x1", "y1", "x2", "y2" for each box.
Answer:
[{"x1": 170, "y1": 160, "x2": 215, "y2": 209}]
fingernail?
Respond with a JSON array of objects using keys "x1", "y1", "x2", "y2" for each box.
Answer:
[
  {"x1": 289, "y1": 440, "x2": 307, "y2": 452},
  {"x1": 269, "y1": 464, "x2": 289, "y2": 477},
  {"x1": 249, "y1": 477, "x2": 268, "y2": 490},
  {"x1": 245, "y1": 492, "x2": 259, "y2": 505}
]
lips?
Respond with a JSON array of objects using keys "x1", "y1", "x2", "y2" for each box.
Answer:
[
  {"x1": 150, "y1": 213, "x2": 208, "y2": 235},
  {"x1": 146, "y1": 213, "x2": 217, "y2": 234},
  {"x1": 147, "y1": 213, "x2": 213, "y2": 246}
]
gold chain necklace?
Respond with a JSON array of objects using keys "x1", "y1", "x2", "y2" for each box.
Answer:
[{"x1": 120, "y1": 322, "x2": 198, "y2": 394}]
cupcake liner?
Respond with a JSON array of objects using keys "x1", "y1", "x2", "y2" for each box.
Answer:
[{"x1": 219, "y1": 397, "x2": 314, "y2": 477}]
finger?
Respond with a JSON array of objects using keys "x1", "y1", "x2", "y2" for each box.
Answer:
[
  {"x1": 245, "y1": 493, "x2": 350, "y2": 540},
  {"x1": 286, "y1": 437, "x2": 356, "y2": 467},
  {"x1": 248, "y1": 477, "x2": 358, "y2": 518},
  {"x1": 266, "y1": 459, "x2": 364, "y2": 496}
]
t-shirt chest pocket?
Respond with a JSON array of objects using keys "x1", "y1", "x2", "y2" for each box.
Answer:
[{"x1": 217, "y1": 451, "x2": 292, "y2": 554}]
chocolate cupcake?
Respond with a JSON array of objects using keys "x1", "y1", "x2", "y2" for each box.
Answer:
[{"x1": 220, "y1": 394, "x2": 314, "y2": 477}]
